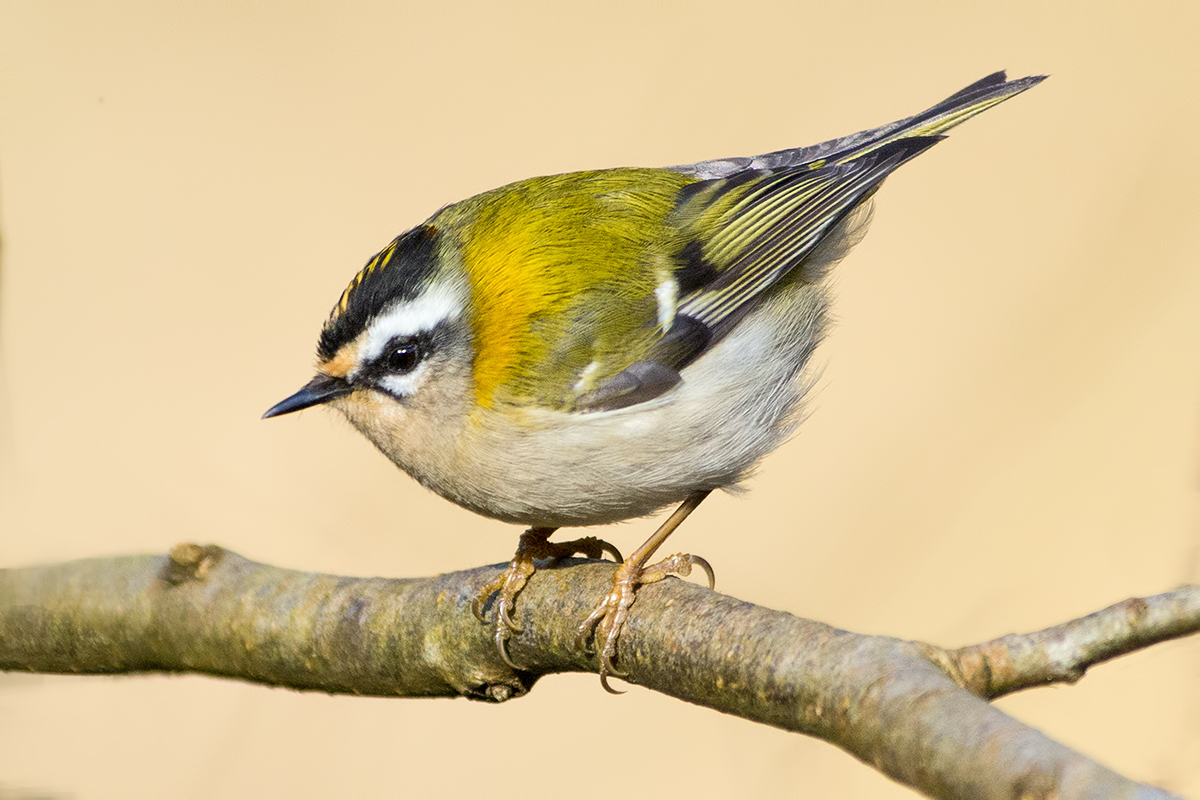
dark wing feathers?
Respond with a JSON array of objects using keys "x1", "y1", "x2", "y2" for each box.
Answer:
[{"x1": 676, "y1": 137, "x2": 940, "y2": 340}]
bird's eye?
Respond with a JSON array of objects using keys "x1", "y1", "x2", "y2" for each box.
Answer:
[{"x1": 385, "y1": 341, "x2": 423, "y2": 374}]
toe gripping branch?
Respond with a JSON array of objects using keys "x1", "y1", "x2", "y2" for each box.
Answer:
[
  {"x1": 473, "y1": 490, "x2": 714, "y2": 691},
  {"x1": 576, "y1": 490, "x2": 715, "y2": 693},
  {"x1": 472, "y1": 528, "x2": 623, "y2": 669},
  {"x1": 576, "y1": 551, "x2": 715, "y2": 694}
]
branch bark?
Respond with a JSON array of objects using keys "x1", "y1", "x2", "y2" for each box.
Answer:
[{"x1": 1, "y1": 544, "x2": 1194, "y2": 800}]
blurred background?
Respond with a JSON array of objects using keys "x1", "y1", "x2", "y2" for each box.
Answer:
[{"x1": 1, "y1": 2, "x2": 1198, "y2": 797}]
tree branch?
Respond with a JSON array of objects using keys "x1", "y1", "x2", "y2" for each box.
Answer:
[
  {"x1": 1, "y1": 544, "x2": 1193, "y2": 800},
  {"x1": 941, "y1": 589, "x2": 1200, "y2": 700}
]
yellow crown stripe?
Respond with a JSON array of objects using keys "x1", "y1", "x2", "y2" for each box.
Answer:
[{"x1": 329, "y1": 240, "x2": 399, "y2": 321}]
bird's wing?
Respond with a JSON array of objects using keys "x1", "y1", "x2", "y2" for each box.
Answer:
[
  {"x1": 575, "y1": 71, "x2": 1045, "y2": 412},
  {"x1": 574, "y1": 137, "x2": 936, "y2": 411}
]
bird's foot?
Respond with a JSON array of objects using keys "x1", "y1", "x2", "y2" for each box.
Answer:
[
  {"x1": 575, "y1": 551, "x2": 714, "y2": 694},
  {"x1": 473, "y1": 528, "x2": 621, "y2": 669}
]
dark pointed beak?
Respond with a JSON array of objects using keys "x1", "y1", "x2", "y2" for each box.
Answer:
[{"x1": 263, "y1": 374, "x2": 353, "y2": 419}]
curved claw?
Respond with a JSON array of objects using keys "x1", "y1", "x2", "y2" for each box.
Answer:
[
  {"x1": 498, "y1": 599, "x2": 523, "y2": 634},
  {"x1": 579, "y1": 575, "x2": 636, "y2": 688},
  {"x1": 599, "y1": 650, "x2": 628, "y2": 680},
  {"x1": 690, "y1": 555, "x2": 716, "y2": 590},
  {"x1": 473, "y1": 567, "x2": 528, "y2": 671},
  {"x1": 550, "y1": 536, "x2": 623, "y2": 564},
  {"x1": 599, "y1": 541, "x2": 623, "y2": 563},
  {"x1": 495, "y1": 627, "x2": 519, "y2": 670},
  {"x1": 573, "y1": 492, "x2": 715, "y2": 693},
  {"x1": 471, "y1": 594, "x2": 489, "y2": 623},
  {"x1": 599, "y1": 672, "x2": 626, "y2": 695}
]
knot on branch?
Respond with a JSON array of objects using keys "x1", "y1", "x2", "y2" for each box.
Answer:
[{"x1": 160, "y1": 543, "x2": 224, "y2": 586}]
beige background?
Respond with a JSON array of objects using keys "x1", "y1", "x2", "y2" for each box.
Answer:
[{"x1": 2, "y1": 2, "x2": 1198, "y2": 798}]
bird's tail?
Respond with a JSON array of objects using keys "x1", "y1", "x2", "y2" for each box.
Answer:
[
  {"x1": 673, "y1": 71, "x2": 1047, "y2": 179},
  {"x1": 817, "y1": 71, "x2": 1048, "y2": 167}
]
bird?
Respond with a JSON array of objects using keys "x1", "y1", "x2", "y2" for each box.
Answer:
[{"x1": 265, "y1": 70, "x2": 1045, "y2": 691}]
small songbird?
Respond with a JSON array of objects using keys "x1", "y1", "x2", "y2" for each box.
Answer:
[{"x1": 265, "y1": 71, "x2": 1044, "y2": 690}]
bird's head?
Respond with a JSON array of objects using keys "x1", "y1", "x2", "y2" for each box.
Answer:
[{"x1": 264, "y1": 224, "x2": 476, "y2": 471}]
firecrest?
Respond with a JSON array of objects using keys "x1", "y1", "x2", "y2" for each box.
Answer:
[{"x1": 266, "y1": 71, "x2": 1044, "y2": 690}]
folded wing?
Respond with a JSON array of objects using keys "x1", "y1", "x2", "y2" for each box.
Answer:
[{"x1": 576, "y1": 71, "x2": 1044, "y2": 412}]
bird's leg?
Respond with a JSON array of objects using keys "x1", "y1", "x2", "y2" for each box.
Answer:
[
  {"x1": 473, "y1": 527, "x2": 622, "y2": 669},
  {"x1": 575, "y1": 490, "x2": 714, "y2": 693}
]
